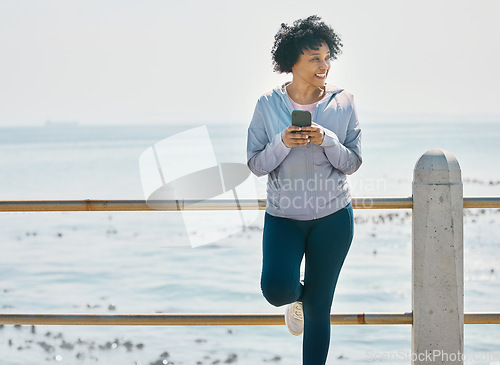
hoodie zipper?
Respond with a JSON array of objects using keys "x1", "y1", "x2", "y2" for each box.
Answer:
[
  {"x1": 278, "y1": 90, "x2": 313, "y2": 218},
  {"x1": 311, "y1": 104, "x2": 320, "y2": 219},
  {"x1": 310, "y1": 94, "x2": 334, "y2": 219}
]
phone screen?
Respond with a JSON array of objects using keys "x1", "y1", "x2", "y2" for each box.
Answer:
[{"x1": 291, "y1": 110, "x2": 311, "y2": 132}]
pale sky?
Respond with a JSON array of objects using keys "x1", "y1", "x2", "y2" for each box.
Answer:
[{"x1": 1, "y1": 0, "x2": 499, "y2": 126}]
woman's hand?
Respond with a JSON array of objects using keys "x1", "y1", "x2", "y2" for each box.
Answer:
[
  {"x1": 281, "y1": 126, "x2": 311, "y2": 147},
  {"x1": 301, "y1": 122, "x2": 324, "y2": 146},
  {"x1": 281, "y1": 122, "x2": 325, "y2": 147}
]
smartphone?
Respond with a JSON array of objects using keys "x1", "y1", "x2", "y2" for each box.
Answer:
[{"x1": 291, "y1": 110, "x2": 311, "y2": 133}]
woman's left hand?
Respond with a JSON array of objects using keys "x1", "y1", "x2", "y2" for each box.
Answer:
[{"x1": 301, "y1": 122, "x2": 324, "y2": 145}]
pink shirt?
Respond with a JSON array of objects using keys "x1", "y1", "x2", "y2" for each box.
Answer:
[{"x1": 288, "y1": 97, "x2": 318, "y2": 113}]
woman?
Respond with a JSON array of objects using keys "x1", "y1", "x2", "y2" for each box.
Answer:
[{"x1": 246, "y1": 15, "x2": 362, "y2": 365}]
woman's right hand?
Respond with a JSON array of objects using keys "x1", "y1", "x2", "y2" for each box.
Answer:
[{"x1": 281, "y1": 126, "x2": 310, "y2": 148}]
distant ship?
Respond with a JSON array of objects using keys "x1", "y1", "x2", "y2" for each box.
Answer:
[{"x1": 45, "y1": 120, "x2": 79, "y2": 126}]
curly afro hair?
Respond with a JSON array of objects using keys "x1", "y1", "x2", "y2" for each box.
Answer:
[{"x1": 271, "y1": 15, "x2": 343, "y2": 74}]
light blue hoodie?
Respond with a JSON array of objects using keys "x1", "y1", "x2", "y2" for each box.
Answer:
[{"x1": 246, "y1": 82, "x2": 362, "y2": 220}]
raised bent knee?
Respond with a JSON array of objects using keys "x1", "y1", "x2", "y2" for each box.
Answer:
[{"x1": 260, "y1": 279, "x2": 296, "y2": 307}]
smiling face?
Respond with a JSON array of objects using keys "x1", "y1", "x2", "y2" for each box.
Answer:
[{"x1": 291, "y1": 41, "x2": 331, "y2": 89}]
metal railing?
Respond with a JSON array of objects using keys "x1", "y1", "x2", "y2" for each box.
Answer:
[
  {"x1": 1, "y1": 312, "x2": 499, "y2": 326},
  {"x1": 0, "y1": 196, "x2": 499, "y2": 212}
]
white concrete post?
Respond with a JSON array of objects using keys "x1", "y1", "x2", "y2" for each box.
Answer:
[{"x1": 412, "y1": 149, "x2": 464, "y2": 364}]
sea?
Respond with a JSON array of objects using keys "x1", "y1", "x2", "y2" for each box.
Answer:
[{"x1": 0, "y1": 119, "x2": 499, "y2": 365}]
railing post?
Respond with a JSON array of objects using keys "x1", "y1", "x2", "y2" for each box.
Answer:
[{"x1": 412, "y1": 149, "x2": 464, "y2": 364}]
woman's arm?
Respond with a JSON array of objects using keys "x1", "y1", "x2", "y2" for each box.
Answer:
[
  {"x1": 320, "y1": 95, "x2": 362, "y2": 175},
  {"x1": 246, "y1": 100, "x2": 292, "y2": 177}
]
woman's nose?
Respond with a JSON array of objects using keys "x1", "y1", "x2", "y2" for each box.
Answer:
[{"x1": 320, "y1": 59, "x2": 329, "y2": 70}]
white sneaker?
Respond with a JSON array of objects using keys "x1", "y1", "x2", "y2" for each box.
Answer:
[{"x1": 284, "y1": 301, "x2": 304, "y2": 336}]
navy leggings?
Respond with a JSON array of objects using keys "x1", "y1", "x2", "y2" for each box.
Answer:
[{"x1": 260, "y1": 202, "x2": 354, "y2": 365}]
